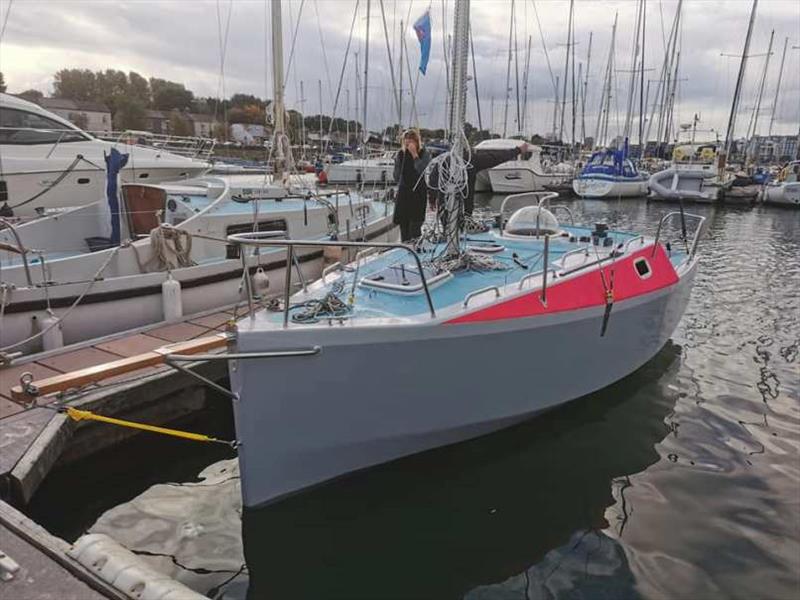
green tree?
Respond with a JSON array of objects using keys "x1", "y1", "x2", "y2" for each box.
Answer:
[
  {"x1": 113, "y1": 96, "x2": 147, "y2": 130},
  {"x1": 0, "y1": 72, "x2": 6, "y2": 93},
  {"x1": 18, "y1": 89, "x2": 44, "y2": 103},
  {"x1": 150, "y1": 78, "x2": 194, "y2": 111},
  {"x1": 127, "y1": 71, "x2": 150, "y2": 105},
  {"x1": 53, "y1": 69, "x2": 98, "y2": 101},
  {"x1": 169, "y1": 110, "x2": 193, "y2": 136},
  {"x1": 229, "y1": 93, "x2": 264, "y2": 108}
]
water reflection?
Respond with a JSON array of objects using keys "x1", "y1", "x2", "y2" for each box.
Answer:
[{"x1": 242, "y1": 342, "x2": 682, "y2": 600}]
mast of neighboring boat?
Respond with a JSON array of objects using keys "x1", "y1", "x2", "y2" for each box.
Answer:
[
  {"x1": 362, "y1": 0, "x2": 371, "y2": 158},
  {"x1": 378, "y1": 0, "x2": 401, "y2": 126},
  {"x1": 503, "y1": 0, "x2": 514, "y2": 138},
  {"x1": 271, "y1": 0, "x2": 286, "y2": 181},
  {"x1": 744, "y1": 28, "x2": 774, "y2": 164},
  {"x1": 595, "y1": 12, "x2": 617, "y2": 148},
  {"x1": 318, "y1": 80, "x2": 323, "y2": 152},
  {"x1": 521, "y1": 35, "x2": 532, "y2": 135},
  {"x1": 581, "y1": 31, "x2": 593, "y2": 148},
  {"x1": 514, "y1": 4, "x2": 522, "y2": 136},
  {"x1": 354, "y1": 50, "x2": 360, "y2": 147},
  {"x1": 399, "y1": 19, "x2": 404, "y2": 127},
  {"x1": 559, "y1": 0, "x2": 574, "y2": 144},
  {"x1": 767, "y1": 36, "x2": 789, "y2": 137},
  {"x1": 300, "y1": 80, "x2": 307, "y2": 159},
  {"x1": 721, "y1": 0, "x2": 758, "y2": 172},
  {"x1": 470, "y1": 24, "x2": 484, "y2": 131},
  {"x1": 623, "y1": 0, "x2": 645, "y2": 141},
  {"x1": 638, "y1": 0, "x2": 646, "y2": 158}
]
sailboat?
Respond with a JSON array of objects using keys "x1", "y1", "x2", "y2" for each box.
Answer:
[
  {"x1": 0, "y1": 2, "x2": 395, "y2": 357},
  {"x1": 222, "y1": 0, "x2": 705, "y2": 508},
  {"x1": 572, "y1": 141, "x2": 649, "y2": 198},
  {"x1": 761, "y1": 160, "x2": 800, "y2": 207}
]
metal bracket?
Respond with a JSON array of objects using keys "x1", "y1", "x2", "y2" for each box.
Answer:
[{"x1": 162, "y1": 347, "x2": 322, "y2": 402}]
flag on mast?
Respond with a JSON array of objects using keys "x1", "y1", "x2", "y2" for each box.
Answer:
[{"x1": 413, "y1": 10, "x2": 432, "y2": 75}]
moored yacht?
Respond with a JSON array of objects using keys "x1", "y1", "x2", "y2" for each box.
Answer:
[
  {"x1": 572, "y1": 144, "x2": 648, "y2": 198},
  {"x1": 487, "y1": 145, "x2": 573, "y2": 193},
  {"x1": 761, "y1": 160, "x2": 800, "y2": 207},
  {"x1": 0, "y1": 93, "x2": 210, "y2": 217},
  {"x1": 649, "y1": 143, "x2": 720, "y2": 203}
]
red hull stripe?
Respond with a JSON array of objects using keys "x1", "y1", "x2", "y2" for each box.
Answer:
[{"x1": 446, "y1": 245, "x2": 679, "y2": 325}]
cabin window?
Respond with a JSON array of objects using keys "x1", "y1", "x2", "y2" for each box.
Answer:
[
  {"x1": 226, "y1": 218, "x2": 287, "y2": 237},
  {"x1": 0, "y1": 107, "x2": 88, "y2": 144},
  {"x1": 138, "y1": 173, "x2": 150, "y2": 179},
  {"x1": 634, "y1": 257, "x2": 652, "y2": 279},
  {"x1": 77, "y1": 178, "x2": 90, "y2": 184}
]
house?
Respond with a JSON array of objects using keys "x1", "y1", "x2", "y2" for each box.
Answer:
[
  {"x1": 230, "y1": 123, "x2": 267, "y2": 146},
  {"x1": 145, "y1": 110, "x2": 170, "y2": 135},
  {"x1": 187, "y1": 113, "x2": 215, "y2": 139},
  {"x1": 37, "y1": 98, "x2": 111, "y2": 133}
]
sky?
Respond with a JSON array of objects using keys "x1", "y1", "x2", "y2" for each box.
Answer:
[{"x1": 1, "y1": 0, "x2": 799, "y2": 142}]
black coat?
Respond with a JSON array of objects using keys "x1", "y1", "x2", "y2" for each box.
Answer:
[{"x1": 393, "y1": 149, "x2": 431, "y2": 224}]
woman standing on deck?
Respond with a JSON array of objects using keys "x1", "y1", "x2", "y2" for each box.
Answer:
[{"x1": 393, "y1": 129, "x2": 431, "y2": 241}]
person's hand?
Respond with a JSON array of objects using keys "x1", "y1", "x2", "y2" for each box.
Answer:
[
  {"x1": 518, "y1": 142, "x2": 530, "y2": 154},
  {"x1": 409, "y1": 144, "x2": 419, "y2": 159}
]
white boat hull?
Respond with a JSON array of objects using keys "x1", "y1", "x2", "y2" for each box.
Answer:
[
  {"x1": 572, "y1": 177, "x2": 648, "y2": 198},
  {"x1": 325, "y1": 159, "x2": 395, "y2": 185},
  {"x1": 488, "y1": 165, "x2": 569, "y2": 193},
  {"x1": 762, "y1": 182, "x2": 800, "y2": 207}
]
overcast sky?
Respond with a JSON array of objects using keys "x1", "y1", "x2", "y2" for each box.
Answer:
[{"x1": 2, "y1": 0, "x2": 798, "y2": 141}]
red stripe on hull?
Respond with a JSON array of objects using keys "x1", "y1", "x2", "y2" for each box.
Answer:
[{"x1": 446, "y1": 245, "x2": 679, "y2": 325}]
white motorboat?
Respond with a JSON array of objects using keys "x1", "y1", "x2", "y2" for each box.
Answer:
[
  {"x1": 648, "y1": 143, "x2": 720, "y2": 203},
  {"x1": 488, "y1": 146, "x2": 573, "y2": 193},
  {"x1": 472, "y1": 138, "x2": 520, "y2": 191},
  {"x1": 0, "y1": 93, "x2": 211, "y2": 217},
  {"x1": 0, "y1": 162, "x2": 395, "y2": 356},
  {"x1": 761, "y1": 161, "x2": 800, "y2": 207},
  {"x1": 323, "y1": 153, "x2": 395, "y2": 185}
]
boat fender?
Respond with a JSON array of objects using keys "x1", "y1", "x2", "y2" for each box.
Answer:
[
  {"x1": 161, "y1": 273, "x2": 183, "y2": 322},
  {"x1": 40, "y1": 314, "x2": 64, "y2": 351},
  {"x1": 252, "y1": 267, "x2": 270, "y2": 297},
  {"x1": 69, "y1": 534, "x2": 206, "y2": 600}
]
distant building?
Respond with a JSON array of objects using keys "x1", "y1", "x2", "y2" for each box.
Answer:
[
  {"x1": 230, "y1": 123, "x2": 267, "y2": 146},
  {"x1": 145, "y1": 110, "x2": 170, "y2": 135},
  {"x1": 749, "y1": 135, "x2": 799, "y2": 163},
  {"x1": 187, "y1": 113, "x2": 215, "y2": 138},
  {"x1": 37, "y1": 98, "x2": 111, "y2": 133}
]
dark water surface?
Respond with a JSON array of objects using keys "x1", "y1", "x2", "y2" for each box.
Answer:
[{"x1": 36, "y1": 198, "x2": 800, "y2": 599}]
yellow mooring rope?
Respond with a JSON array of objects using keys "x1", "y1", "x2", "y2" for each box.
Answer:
[{"x1": 63, "y1": 407, "x2": 238, "y2": 448}]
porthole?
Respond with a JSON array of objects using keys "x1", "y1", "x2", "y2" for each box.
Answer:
[
  {"x1": 77, "y1": 177, "x2": 90, "y2": 184},
  {"x1": 138, "y1": 172, "x2": 150, "y2": 179},
  {"x1": 634, "y1": 257, "x2": 652, "y2": 279}
]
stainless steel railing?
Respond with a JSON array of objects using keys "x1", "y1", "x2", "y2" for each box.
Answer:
[
  {"x1": 227, "y1": 232, "x2": 438, "y2": 324},
  {"x1": 651, "y1": 211, "x2": 706, "y2": 259}
]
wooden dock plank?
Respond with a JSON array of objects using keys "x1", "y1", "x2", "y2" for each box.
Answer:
[
  {"x1": 146, "y1": 322, "x2": 212, "y2": 342},
  {"x1": 1, "y1": 363, "x2": 62, "y2": 404},
  {"x1": 9, "y1": 334, "x2": 229, "y2": 403},
  {"x1": 35, "y1": 347, "x2": 124, "y2": 374},
  {"x1": 94, "y1": 334, "x2": 173, "y2": 357},
  {"x1": 189, "y1": 311, "x2": 234, "y2": 329}
]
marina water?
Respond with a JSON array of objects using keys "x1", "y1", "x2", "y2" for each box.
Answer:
[{"x1": 31, "y1": 197, "x2": 800, "y2": 599}]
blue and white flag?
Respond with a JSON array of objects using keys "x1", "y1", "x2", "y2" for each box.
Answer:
[{"x1": 413, "y1": 10, "x2": 432, "y2": 75}]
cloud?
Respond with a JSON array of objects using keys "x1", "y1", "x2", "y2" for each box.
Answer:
[{"x1": 1, "y1": 0, "x2": 798, "y2": 138}]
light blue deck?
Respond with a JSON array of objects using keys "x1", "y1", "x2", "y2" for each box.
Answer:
[{"x1": 280, "y1": 225, "x2": 671, "y2": 323}]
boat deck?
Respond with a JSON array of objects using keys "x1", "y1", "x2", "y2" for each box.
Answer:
[{"x1": 258, "y1": 225, "x2": 677, "y2": 327}]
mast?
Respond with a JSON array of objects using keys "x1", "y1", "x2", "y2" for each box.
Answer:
[
  {"x1": 745, "y1": 28, "x2": 774, "y2": 163},
  {"x1": 300, "y1": 80, "x2": 307, "y2": 158},
  {"x1": 470, "y1": 24, "x2": 484, "y2": 131},
  {"x1": 318, "y1": 80, "x2": 323, "y2": 150},
  {"x1": 581, "y1": 31, "x2": 593, "y2": 146},
  {"x1": 354, "y1": 50, "x2": 360, "y2": 146},
  {"x1": 559, "y1": 0, "x2": 574, "y2": 143},
  {"x1": 595, "y1": 13, "x2": 617, "y2": 148},
  {"x1": 552, "y1": 75, "x2": 559, "y2": 141},
  {"x1": 399, "y1": 19, "x2": 404, "y2": 127},
  {"x1": 443, "y1": 0, "x2": 471, "y2": 257},
  {"x1": 521, "y1": 35, "x2": 532, "y2": 134},
  {"x1": 271, "y1": 0, "x2": 286, "y2": 180},
  {"x1": 362, "y1": 0, "x2": 371, "y2": 157},
  {"x1": 513, "y1": 1, "x2": 521, "y2": 135},
  {"x1": 345, "y1": 88, "x2": 351, "y2": 146},
  {"x1": 638, "y1": 0, "x2": 646, "y2": 156},
  {"x1": 378, "y1": 0, "x2": 401, "y2": 125},
  {"x1": 503, "y1": 0, "x2": 514, "y2": 138},
  {"x1": 623, "y1": 0, "x2": 644, "y2": 140},
  {"x1": 722, "y1": 0, "x2": 758, "y2": 163},
  {"x1": 767, "y1": 37, "x2": 788, "y2": 137}
]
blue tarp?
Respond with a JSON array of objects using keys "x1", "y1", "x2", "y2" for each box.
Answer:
[{"x1": 104, "y1": 148, "x2": 129, "y2": 245}]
